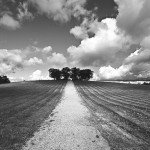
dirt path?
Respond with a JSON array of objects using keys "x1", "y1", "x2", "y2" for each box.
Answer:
[{"x1": 22, "y1": 81, "x2": 110, "y2": 150}]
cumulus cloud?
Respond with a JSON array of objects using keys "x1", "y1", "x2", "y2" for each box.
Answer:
[
  {"x1": 68, "y1": 18, "x2": 130, "y2": 67},
  {"x1": 100, "y1": 0, "x2": 150, "y2": 80},
  {"x1": 42, "y1": 46, "x2": 52, "y2": 53},
  {"x1": 0, "y1": 1, "x2": 33, "y2": 30},
  {"x1": 0, "y1": 45, "x2": 68, "y2": 76},
  {"x1": 30, "y1": 70, "x2": 42, "y2": 80},
  {"x1": 0, "y1": 14, "x2": 20, "y2": 30},
  {"x1": 29, "y1": 0, "x2": 88, "y2": 22},
  {"x1": 115, "y1": 0, "x2": 150, "y2": 43},
  {"x1": 30, "y1": 70, "x2": 49, "y2": 80},
  {"x1": 25, "y1": 57, "x2": 43, "y2": 66},
  {"x1": 124, "y1": 48, "x2": 150, "y2": 78},
  {"x1": 90, "y1": 73, "x2": 100, "y2": 81},
  {"x1": 68, "y1": 0, "x2": 150, "y2": 80},
  {"x1": 99, "y1": 65, "x2": 132, "y2": 80},
  {"x1": 125, "y1": 48, "x2": 150, "y2": 65},
  {"x1": 25, "y1": 46, "x2": 67, "y2": 67},
  {"x1": 70, "y1": 26, "x2": 88, "y2": 40},
  {"x1": 0, "y1": 49, "x2": 23, "y2": 75},
  {"x1": 47, "y1": 52, "x2": 67, "y2": 67},
  {"x1": 9, "y1": 76, "x2": 25, "y2": 82},
  {"x1": 17, "y1": 2, "x2": 34, "y2": 21},
  {"x1": 0, "y1": 47, "x2": 46, "y2": 75},
  {"x1": 99, "y1": 48, "x2": 150, "y2": 80},
  {"x1": 70, "y1": 17, "x2": 101, "y2": 40},
  {"x1": 1, "y1": 0, "x2": 150, "y2": 80},
  {"x1": 24, "y1": 46, "x2": 53, "y2": 56}
]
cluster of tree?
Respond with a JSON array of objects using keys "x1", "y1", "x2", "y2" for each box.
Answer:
[
  {"x1": 143, "y1": 82, "x2": 150, "y2": 85},
  {"x1": 48, "y1": 67, "x2": 93, "y2": 81},
  {"x1": 0, "y1": 76, "x2": 10, "y2": 84}
]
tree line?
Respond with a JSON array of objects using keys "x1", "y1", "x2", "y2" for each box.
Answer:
[
  {"x1": 0, "y1": 76, "x2": 10, "y2": 84},
  {"x1": 49, "y1": 67, "x2": 93, "y2": 81}
]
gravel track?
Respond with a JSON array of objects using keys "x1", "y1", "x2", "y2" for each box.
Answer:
[{"x1": 22, "y1": 81, "x2": 110, "y2": 150}]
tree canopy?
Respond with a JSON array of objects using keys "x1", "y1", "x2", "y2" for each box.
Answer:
[
  {"x1": 48, "y1": 67, "x2": 93, "y2": 81},
  {"x1": 61, "y1": 67, "x2": 70, "y2": 80},
  {"x1": 49, "y1": 68, "x2": 62, "y2": 80},
  {"x1": 0, "y1": 76, "x2": 10, "y2": 84}
]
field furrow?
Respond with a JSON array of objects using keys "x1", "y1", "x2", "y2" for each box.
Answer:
[
  {"x1": 86, "y1": 83, "x2": 150, "y2": 105},
  {"x1": 85, "y1": 86, "x2": 150, "y2": 116},
  {"x1": 74, "y1": 81, "x2": 150, "y2": 149}
]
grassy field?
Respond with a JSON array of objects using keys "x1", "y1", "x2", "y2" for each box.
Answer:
[
  {"x1": 0, "y1": 80, "x2": 66, "y2": 150},
  {"x1": 74, "y1": 81, "x2": 150, "y2": 149}
]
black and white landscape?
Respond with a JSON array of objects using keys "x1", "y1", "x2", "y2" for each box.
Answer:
[{"x1": 0, "y1": 0, "x2": 150, "y2": 149}]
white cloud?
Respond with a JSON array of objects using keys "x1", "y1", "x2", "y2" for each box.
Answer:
[
  {"x1": 67, "y1": 0, "x2": 150, "y2": 80},
  {"x1": 17, "y1": 2, "x2": 34, "y2": 21},
  {"x1": 43, "y1": 46, "x2": 52, "y2": 53},
  {"x1": 30, "y1": 70, "x2": 42, "y2": 80},
  {"x1": 68, "y1": 18, "x2": 130, "y2": 67},
  {"x1": 47, "y1": 52, "x2": 67, "y2": 67},
  {"x1": 70, "y1": 17, "x2": 100, "y2": 40},
  {"x1": 123, "y1": 48, "x2": 150, "y2": 78},
  {"x1": 99, "y1": 65, "x2": 132, "y2": 80},
  {"x1": 90, "y1": 73, "x2": 99, "y2": 81},
  {"x1": 0, "y1": 49, "x2": 23, "y2": 75},
  {"x1": 25, "y1": 57, "x2": 43, "y2": 65},
  {"x1": 0, "y1": 47, "x2": 44, "y2": 75},
  {"x1": 141, "y1": 36, "x2": 150, "y2": 49},
  {"x1": 97, "y1": 0, "x2": 150, "y2": 80},
  {"x1": 8, "y1": 76, "x2": 25, "y2": 82},
  {"x1": 70, "y1": 26, "x2": 88, "y2": 40},
  {"x1": 0, "y1": 45, "x2": 67, "y2": 80},
  {"x1": 23, "y1": 46, "x2": 41, "y2": 56},
  {"x1": 115, "y1": 0, "x2": 150, "y2": 43},
  {"x1": 125, "y1": 48, "x2": 150, "y2": 65},
  {"x1": 98, "y1": 48, "x2": 150, "y2": 80},
  {"x1": 29, "y1": 0, "x2": 88, "y2": 22},
  {"x1": 30, "y1": 70, "x2": 49, "y2": 80},
  {"x1": 0, "y1": 14, "x2": 20, "y2": 30},
  {"x1": 0, "y1": 2, "x2": 33, "y2": 30},
  {"x1": 23, "y1": 46, "x2": 53, "y2": 56}
]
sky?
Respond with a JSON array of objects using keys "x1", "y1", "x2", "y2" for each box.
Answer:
[{"x1": 0, "y1": 0, "x2": 150, "y2": 81}]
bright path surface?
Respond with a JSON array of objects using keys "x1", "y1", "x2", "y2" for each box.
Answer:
[{"x1": 22, "y1": 81, "x2": 110, "y2": 150}]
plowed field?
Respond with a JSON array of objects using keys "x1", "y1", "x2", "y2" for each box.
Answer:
[
  {"x1": 1, "y1": 80, "x2": 150, "y2": 150},
  {"x1": 74, "y1": 81, "x2": 150, "y2": 149}
]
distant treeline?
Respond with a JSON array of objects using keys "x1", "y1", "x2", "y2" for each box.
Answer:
[
  {"x1": 143, "y1": 82, "x2": 150, "y2": 85},
  {"x1": 49, "y1": 67, "x2": 93, "y2": 81},
  {"x1": 0, "y1": 76, "x2": 10, "y2": 84}
]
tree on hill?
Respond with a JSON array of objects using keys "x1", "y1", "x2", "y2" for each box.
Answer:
[{"x1": 0, "y1": 76, "x2": 10, "y2": 84}]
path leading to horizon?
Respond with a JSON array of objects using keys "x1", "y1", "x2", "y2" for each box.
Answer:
[{"x1": 22, "y1": 81, "x2": 110, "y2": 150}]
